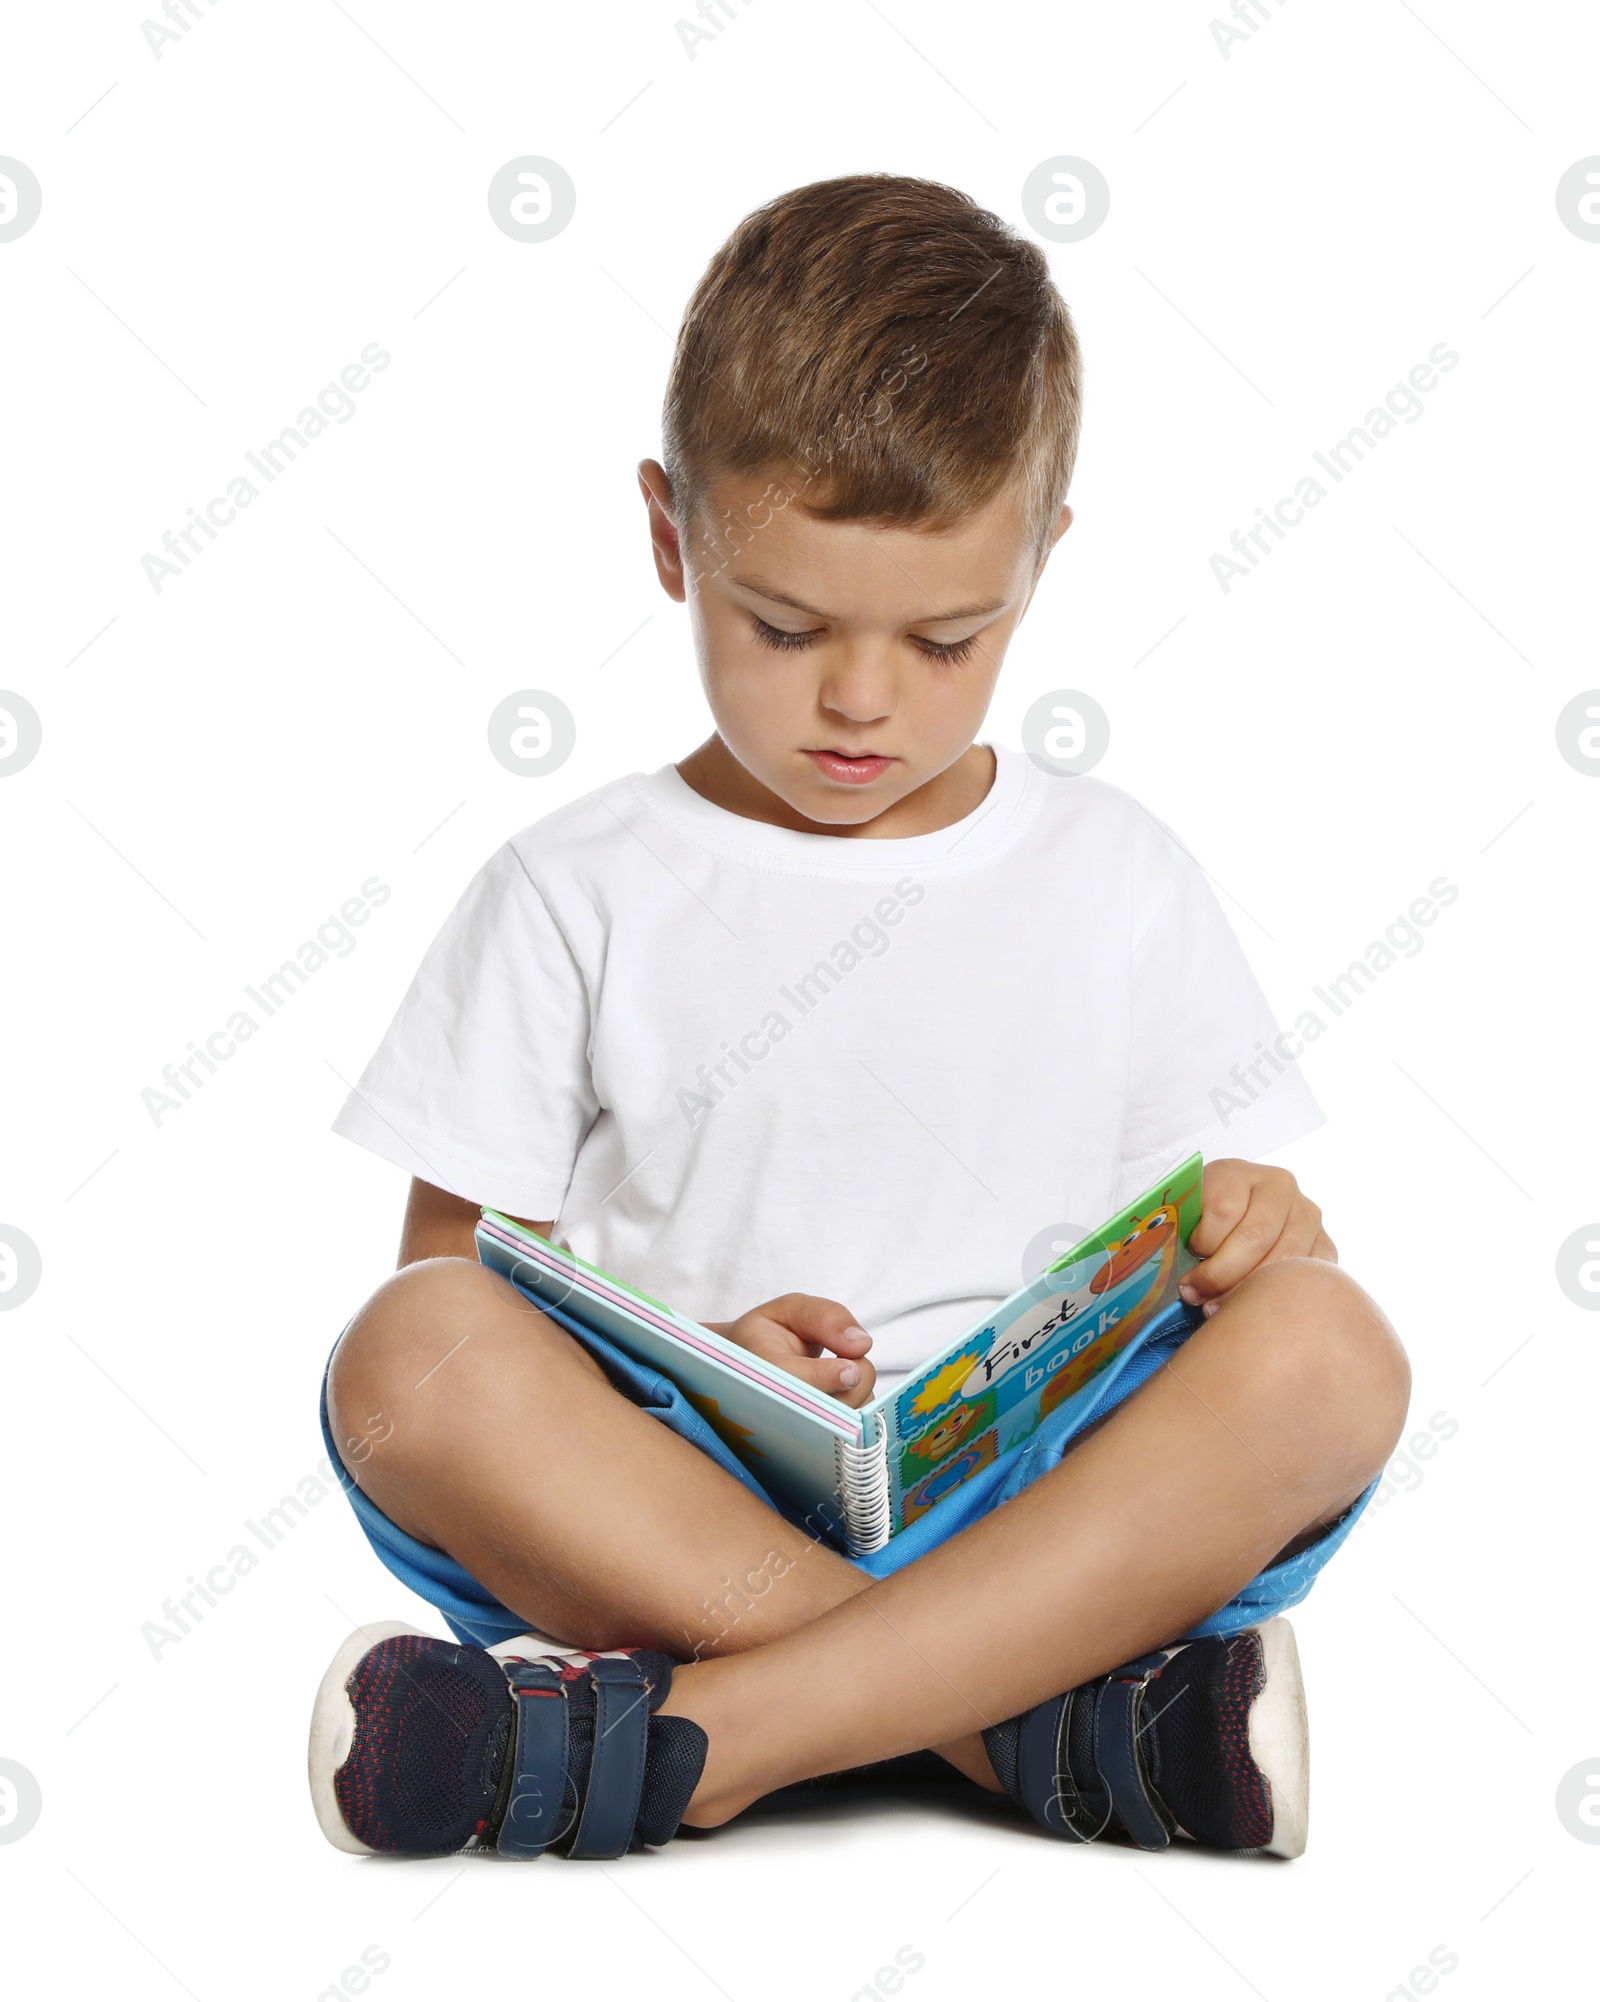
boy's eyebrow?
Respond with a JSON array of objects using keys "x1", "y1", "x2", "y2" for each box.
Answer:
[{"x1": 731, "y1": 575, "x2": 1009, "y2": 623}]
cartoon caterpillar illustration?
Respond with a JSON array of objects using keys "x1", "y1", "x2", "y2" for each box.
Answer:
[
  {"x1": 1038, "y1": 1177, "x2": 1199, "y2": 1420},
  {"x1": 1088, "y1": 1173, "x2": 1198, "y2": 1294},
  {"x1": 1089, "y1": 1202, "x2": 1176, "y2": 1293}
]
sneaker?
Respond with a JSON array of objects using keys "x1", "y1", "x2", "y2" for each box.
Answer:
[
  {"x1": 981, "y1": 1617, "x2": 1310, "y2": 1856},
  {"x1": 307, "y1": 1622, "x2": 708, "y2": 1859}
]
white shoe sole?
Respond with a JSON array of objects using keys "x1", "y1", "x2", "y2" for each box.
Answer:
[
  {"x1": 307, "y1": 1620, "x2": 419, "y2": 1855},
  {"x1": 307, "y1": 1623, "x2": 603, "y2": 1856},
  {"x1": 1246, "y1": 1617, "x2": 1310, "y2": 1858}
]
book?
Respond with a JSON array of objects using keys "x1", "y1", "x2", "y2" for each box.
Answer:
[{"x1": 474, "y1": 1153, "x2": 1204, "y2": 1557}]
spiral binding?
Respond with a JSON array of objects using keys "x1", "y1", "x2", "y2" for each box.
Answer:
[{"x1": 834, "y1": 1410, "x2": 893, "y2": 1555}]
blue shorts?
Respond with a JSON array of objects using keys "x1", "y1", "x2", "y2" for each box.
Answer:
[{"x1": 320, "y1": 1288, "x2": 1376, "y2": 1652}]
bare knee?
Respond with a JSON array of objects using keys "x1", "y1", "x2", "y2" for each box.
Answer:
[
  {"x1": 331, "y1": 1257, "x2": 487, "y2": 1452},
  {"x1": 1207, "y1": 1257, "x2": 1411, "y2": 1481},
  {"x1": 326, "y1": 1257, "x2": 598, "y2": 1486}
]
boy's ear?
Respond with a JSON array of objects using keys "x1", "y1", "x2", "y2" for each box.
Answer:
[
  {"x1": 1045, "y1": 501, "x2": 1074, "y2": 555},
  {"x1": 1015, "y1": 502, "x2": 1075, "y2": 623},
  {"x1": 638, "y1": 458, "x2": 688, "y2": 603}
]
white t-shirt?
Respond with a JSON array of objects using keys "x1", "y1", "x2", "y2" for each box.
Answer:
[{"x1": 333, "y1": 746, "x2": 1323, "y2": 1377}]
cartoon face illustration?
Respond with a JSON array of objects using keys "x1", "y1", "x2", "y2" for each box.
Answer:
[
  {"x1": 1090, "y1": 1201, "x2": 1178, "y2": 1295},
  {"x1": 899, "y1": 1390, "x2": 998, "y2": 1490},
  {"x1": 908, "y1": 1401, "x2": 983, "y2": 1462}
]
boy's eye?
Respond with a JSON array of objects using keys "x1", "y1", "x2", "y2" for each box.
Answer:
[
  {"x1": 912, "y1": 633, "x2": 980, "y2": 665},
  {"x1": 749, "y1": 615, "x2": 980, "y2": 665},
  {"x1": 750, "y1": 615, "x2": 822, "y2": 652}
]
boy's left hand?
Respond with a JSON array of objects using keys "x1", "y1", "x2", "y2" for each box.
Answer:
[
  {"x1": 702, "y1": 1294, "x2": 878, "y2": 1408},
  {"x1": 1178, "y1": 1159, "x2": 1337, "y2": 1316}
]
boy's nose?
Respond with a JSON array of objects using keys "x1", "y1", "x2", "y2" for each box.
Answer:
[{"x1": 816, "y1": 649, "x2": 898, "y2": 723}]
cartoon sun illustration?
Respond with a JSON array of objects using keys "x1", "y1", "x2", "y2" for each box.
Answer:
[{"x1": 908, "y1": 1348, "x2": 985, "y2": 1418}]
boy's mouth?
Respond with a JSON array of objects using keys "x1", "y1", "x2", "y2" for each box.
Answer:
[{"x1": 803, "y1": 748, "x2": 895, "y2": 785}]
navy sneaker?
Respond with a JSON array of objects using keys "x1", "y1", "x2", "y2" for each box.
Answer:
[
  {"x1": 308, "y1": 1623, "x2": 708, "y2": 1859},
  {"x1": 982, "y1": 1618, "x2": 1310, "y2": 1857}
]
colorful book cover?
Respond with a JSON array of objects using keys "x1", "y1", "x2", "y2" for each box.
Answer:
[
  {"x1": 474, "y1": 1153, "x2": 1204, "y2": 1551},
  {"x1": 881, "y1": 1159, "x2": 1204, "y2": 1531}
]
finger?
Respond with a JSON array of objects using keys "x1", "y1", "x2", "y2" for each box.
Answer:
[
  {"x1": 1187, "y1": 1162, "x2": 1252, "y2": 1259},
  {"x1": 1254, "y1": 1199, "x2": 1326, "y2": 1267},
  {"x1": 764, "y1": 1346, "x2": 875, "y2": 1402},
  {"x1": 709, "y1": 1314, "x2": 870, "y2": 1400},
  {"x1": 760, "y1": 1293, "x2": 873, "y2": 1358},
  {"x1": 1181, "y1": 1183, "x2": 1295, "y2": 1299},
  {"x1": 839, "y1": 1354, "x2": 877, "y2": 1409},
  {"x1": 1197, "y1": 1220, "x2": 1338, "y2": 1317},
  {"x1": 728, "y1": 1322, "x2": 867, "y2": 1396}
]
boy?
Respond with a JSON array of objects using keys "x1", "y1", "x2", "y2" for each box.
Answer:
[{"x1": 308, "y1": 174, "x2": 1409, "y2": 1863}]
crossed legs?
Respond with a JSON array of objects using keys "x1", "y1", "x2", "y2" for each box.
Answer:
[{"x1": 326, "y1": 1255, "x2": 1408, "y2": 1825}]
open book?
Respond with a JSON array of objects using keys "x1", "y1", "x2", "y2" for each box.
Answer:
[{"x1": 474, "y1": 1154, "x2": 1203, "y2": 1556}]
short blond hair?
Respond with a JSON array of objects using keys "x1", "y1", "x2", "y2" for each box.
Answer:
[{"x1": 662, "y1": 173, "x2": 1083, "y2": 564}]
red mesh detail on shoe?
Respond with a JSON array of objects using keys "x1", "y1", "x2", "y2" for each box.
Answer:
[
  {"x1": 1146, "y1": 1633, "x2": 1275, "y2": 1850},
  {"x1": 331, "y1": 1638, "x2": 705, "y2": 1858},
  {"x1": 333, "y1": 1635, "x2": 511, "y2": 1856}
]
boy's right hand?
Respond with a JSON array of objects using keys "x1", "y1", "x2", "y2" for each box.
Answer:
[{"x1": 703, "y1": 1295, "x2": 877, "y2": 1408}]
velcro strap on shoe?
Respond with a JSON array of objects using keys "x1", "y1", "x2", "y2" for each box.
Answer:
[
  {"x1": 497, "y1": 1663, "x2": 569, "y2": 1858},
  {"x1": 1017, "y1": 1693, "x2": 1073, "y2": 1836},
  {"x1": 1018, "y1": 1692, "x2": 1109, "y2": 1842},
  {"x1": 1094, "y1": 1670, "x2": 1176, "y2": 1851},
  {"x1": 564, "y1": 1655, "x2": 653, "y2": 1860}
]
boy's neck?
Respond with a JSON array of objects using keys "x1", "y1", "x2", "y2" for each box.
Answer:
[{"x1": 675, "y1": 737, "x2": 998, "y2": 839}]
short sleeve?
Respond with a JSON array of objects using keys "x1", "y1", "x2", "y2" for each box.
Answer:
[
  {"x1": 1115, "y1": 827, "x2": 1324, "y2": 1206},
  {"x1": 331, "y1": 841, "x2": 598, "y2": 1219}
]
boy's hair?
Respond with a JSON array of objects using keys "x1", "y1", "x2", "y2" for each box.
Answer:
[{"x1": 662, "y1": 174, "x2": 1082, "y2": 567}]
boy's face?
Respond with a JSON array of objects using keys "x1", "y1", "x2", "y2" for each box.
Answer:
[{"x1": 639, "y1": 461, "x2": 1072, "y2": 833}]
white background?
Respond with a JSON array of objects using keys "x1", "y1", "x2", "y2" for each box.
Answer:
[{"x1": 3, "y1": 1, "x2": 1597, "y2": 1995}]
